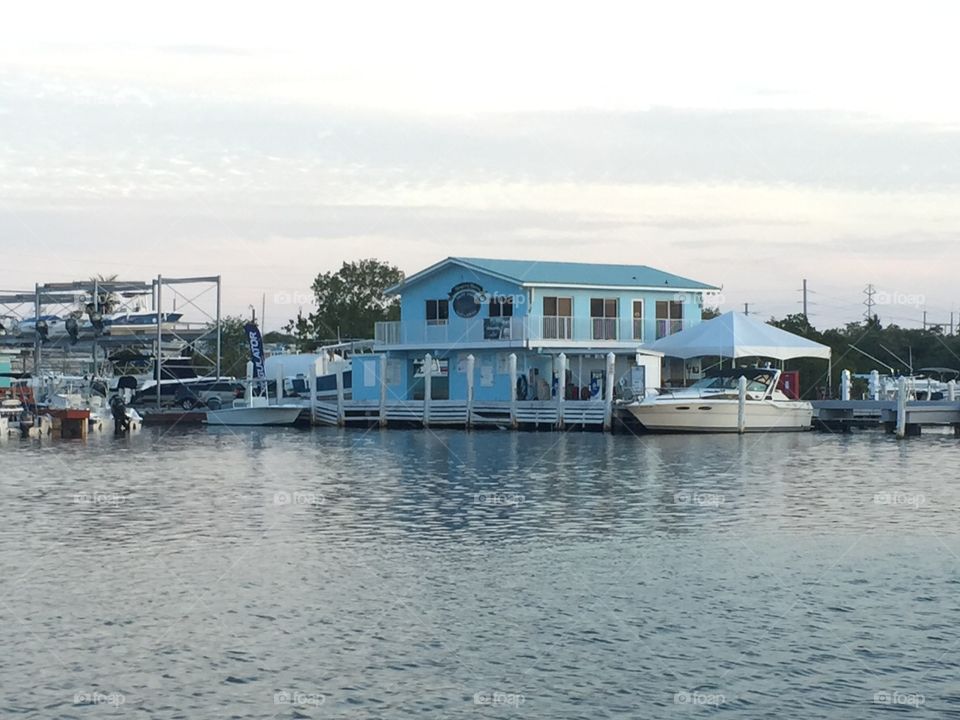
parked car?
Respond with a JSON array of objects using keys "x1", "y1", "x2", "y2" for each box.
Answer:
[{"x1": 174, "y1": 381, "x2": 244, "y2": 410}]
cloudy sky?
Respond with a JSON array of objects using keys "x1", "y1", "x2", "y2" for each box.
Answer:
[{"x1": 2, "y1": 1, "x2": 959, "y2": 330}]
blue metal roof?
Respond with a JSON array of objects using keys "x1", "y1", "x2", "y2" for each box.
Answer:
[{"x1": 451, "y1": 257, "x2": 718, "y2": 290}]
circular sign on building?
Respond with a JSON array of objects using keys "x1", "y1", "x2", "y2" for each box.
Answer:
[{"x1": 450, "y1": 282, "x2": 484, "y2": 318}]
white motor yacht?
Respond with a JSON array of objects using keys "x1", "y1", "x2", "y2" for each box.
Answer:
[{"x1": 625, "y1": 367, "x2": 813, "y2": 433}]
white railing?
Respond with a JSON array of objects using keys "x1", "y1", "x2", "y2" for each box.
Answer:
[{"x1": 374, "y1": 315, "x2": 694, "y2": 346}]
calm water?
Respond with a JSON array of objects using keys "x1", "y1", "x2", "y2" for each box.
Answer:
[{"x1": 2, "y1": 426, "x2": 960, "y2": 718}]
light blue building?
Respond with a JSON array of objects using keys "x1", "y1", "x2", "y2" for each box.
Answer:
[{"x1": 352, "y1": 257, "x2": 718, "y2": 405}]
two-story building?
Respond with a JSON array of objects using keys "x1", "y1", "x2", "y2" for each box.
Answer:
[{"x1": 352, "y1": 257, "x2": 718, "y2": 405}]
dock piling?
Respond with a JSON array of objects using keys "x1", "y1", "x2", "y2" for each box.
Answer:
[
  {"x1": 508, "y1": 353, "x2": 518, "y2": 428},
  {"x1": 737, "y1": 375, "x2": 747, "y2": 433},
  {"x1": 603, "y1": 352, "x2": 615, "y2": 432},
  {"x1": 465, "y1": 354, "x2": 475, "y2": 429},
  {"x1": 378, "y1": 354, "x2": 388, "y2": 427},
  {"x1": 423, "y1": 353, "x2": 432, "y2": 428},
  {"x1": 896, "y1": 376, "x2": 908, "y2": 438}
]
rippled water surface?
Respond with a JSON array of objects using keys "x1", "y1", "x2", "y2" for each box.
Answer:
[{"x1": 3, "y1": 426, "x2": 960, "y2": 718}]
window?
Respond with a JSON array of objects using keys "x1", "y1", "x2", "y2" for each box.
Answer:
[
  {"x1": 590, "y1": 298, "x2": 618, "y2": 340},
  {"x1": 489, "y1": 296, "x2": 513, "y2": 317},
  {"x1": 655, "y1": 300, "x2": 684, "y2": 338},
  {"x1": 542, "y1": 296, "x2": 572, "y2": 339},
  {"x1": 426, "y1": 299, "x2": 449, "y2": 325},
  {"x1": 632, "y1": 300, "x2": 644, "y2": 340}
]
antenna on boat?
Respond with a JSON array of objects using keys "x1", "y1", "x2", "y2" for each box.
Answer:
[
  {"x1": 848, "y1": 344, "x2": 894, "y2": 374},
  {"x1": 878, "y1": 343, "x2": 912, "y2": 374}
]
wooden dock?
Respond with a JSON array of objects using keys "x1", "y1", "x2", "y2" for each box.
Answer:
[{"x1": 813, "y1": 399, "x2": 960, "y2": 437}]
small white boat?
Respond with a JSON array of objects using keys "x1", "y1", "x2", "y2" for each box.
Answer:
[
  {"x1": 204, "y1": 396, "x2": 302, "y2": 426},
  {"x1": 625, "y1": 368, "x2": 813, "y2": 433}
]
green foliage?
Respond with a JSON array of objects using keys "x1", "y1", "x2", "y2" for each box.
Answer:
[
  {"x1": 193, "y1": 315, "x2": 252, "y2": 378},
  {"x1": 285, "y1": 259, "x2": 403, "y2": 350},
  {"x1": 768, "y1": 313, "x2": 960, "y2": 398}
]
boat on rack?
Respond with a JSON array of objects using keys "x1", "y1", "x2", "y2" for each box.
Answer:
[{"x1": 624, "y1": 367, "x2": 813, "y2": 433}]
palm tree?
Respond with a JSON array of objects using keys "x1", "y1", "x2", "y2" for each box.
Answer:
[{"x1": 85, "y1": 274, "x2": 121, "y2": 315}]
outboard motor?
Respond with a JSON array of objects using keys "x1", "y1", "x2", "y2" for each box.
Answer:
[
  {"x1": 110, "y1": 395, "x2": 130, "y2": 436},
  {"x1": 19, "y1": 410, "x2": 34, "y2": 439}
]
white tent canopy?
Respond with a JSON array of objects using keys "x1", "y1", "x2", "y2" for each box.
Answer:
[{"x1": 647, "y1": 311, "x2": 832, "y2": 361}]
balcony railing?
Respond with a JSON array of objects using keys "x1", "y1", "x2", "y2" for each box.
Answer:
[{"x1": 374, "y1": 315, "x2": 693, "y2": 346}]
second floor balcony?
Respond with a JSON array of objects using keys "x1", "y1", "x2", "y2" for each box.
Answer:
[{"x1": 375, "y1": 315, "x2": 693, "y2": 347}]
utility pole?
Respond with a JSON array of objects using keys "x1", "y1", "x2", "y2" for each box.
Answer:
[
  {"x1": 743, "y1": 303, "x2": 750, "y2": 316},
  {"x1": 802, "y1": 279, "x2": 808, "y2": 321},
  {"x1": 951, "y1": 311, "x2": 954, "y2": 336},
  {"x1": 922, "y1": 310, "x2": 927, "y2": 330},
  {"x1": 863, "y1": 284, "x2": 876, "y2": 322}
]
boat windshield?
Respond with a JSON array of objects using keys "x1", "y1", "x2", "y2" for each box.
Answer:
[{"x1": 689, "y1": 375, "x2": 771, "y2": 393}]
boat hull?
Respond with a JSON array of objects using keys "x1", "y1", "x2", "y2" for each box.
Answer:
[
  {"x1": 626, "y1": 398, "x2": 813, "y2": 433},
  {"x1": 204, "y1": 405, "x2": 302, "y2": 426}
]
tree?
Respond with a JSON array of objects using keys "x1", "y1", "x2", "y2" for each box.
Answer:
[
  {"x1": 285, "y1": 259, "x2": 404, "y2": 349},
  {"x1": 86, "y1": 274, "x2": 122, "y2": 315},
  {"x1": 194, "y1": 315, "x2": 252, "y2": 378}
]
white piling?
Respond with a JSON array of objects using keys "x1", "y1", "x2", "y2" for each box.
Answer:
[
  {"x1": 508, "y1": 353, "x2": 518, "y2": 428},
  {"x1": 737, "y1": 375, "x2": 747, "y2": 434},
  {"x1": 840, "y1": 369, "x2": 851, "y2": 402},
  {"x1": 274, "y1": 362, "x2": 284, "y2": 405},
  {"x1": 604, "y1": 352, "x2": 615, "y2": 432},
  {"x1": 949, "y1": 379, "x2": 957, "y2": 403},
  {"x1": 245, "y1": 361, "x2": 253, "y2": 404},
  {"x1": 379, "y1": 354, "x2": 388, "y2": 427},
  {"x1": 556, "y1": 352, "x2": 567, "y2": 429},
  {"x1": 869, "y1": 370, "x2": 880, "y2": 401},
  {"x1": 308, "y1": 358, "x2": 317, "y2": 424},
  {"x1": 423, "y1": 353, "x2": 432, "y2": 427},
  {"x1": 465, "y1": 354, "x2": 475, "y2": 429},
  {"x1": 335, "y1": 363, "x2": 345, "y2": 426},
  {"x1": 896, "y1": 376, "x2": 908, "y2": 438}
]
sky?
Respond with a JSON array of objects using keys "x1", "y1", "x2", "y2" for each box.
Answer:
[{"x1": 2, "y1": 1, "x2": 960, "y2": 330}]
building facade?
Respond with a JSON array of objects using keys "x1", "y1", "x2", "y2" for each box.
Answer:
[{"x1": 352, "y1": 257, "x2": 718, "y2": 404}]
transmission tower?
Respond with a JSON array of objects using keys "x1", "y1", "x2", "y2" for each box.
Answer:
[{"x1": 863, "y1": 284, "x2": 876, "y2": 322}]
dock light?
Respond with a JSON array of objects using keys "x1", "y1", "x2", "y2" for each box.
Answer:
[
  {"x1": 35, "y1": 319, "x2": 49, "y2": 341},
  {"x1": 65, "y1": 317, "x2": 79, "y2": 343}
]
